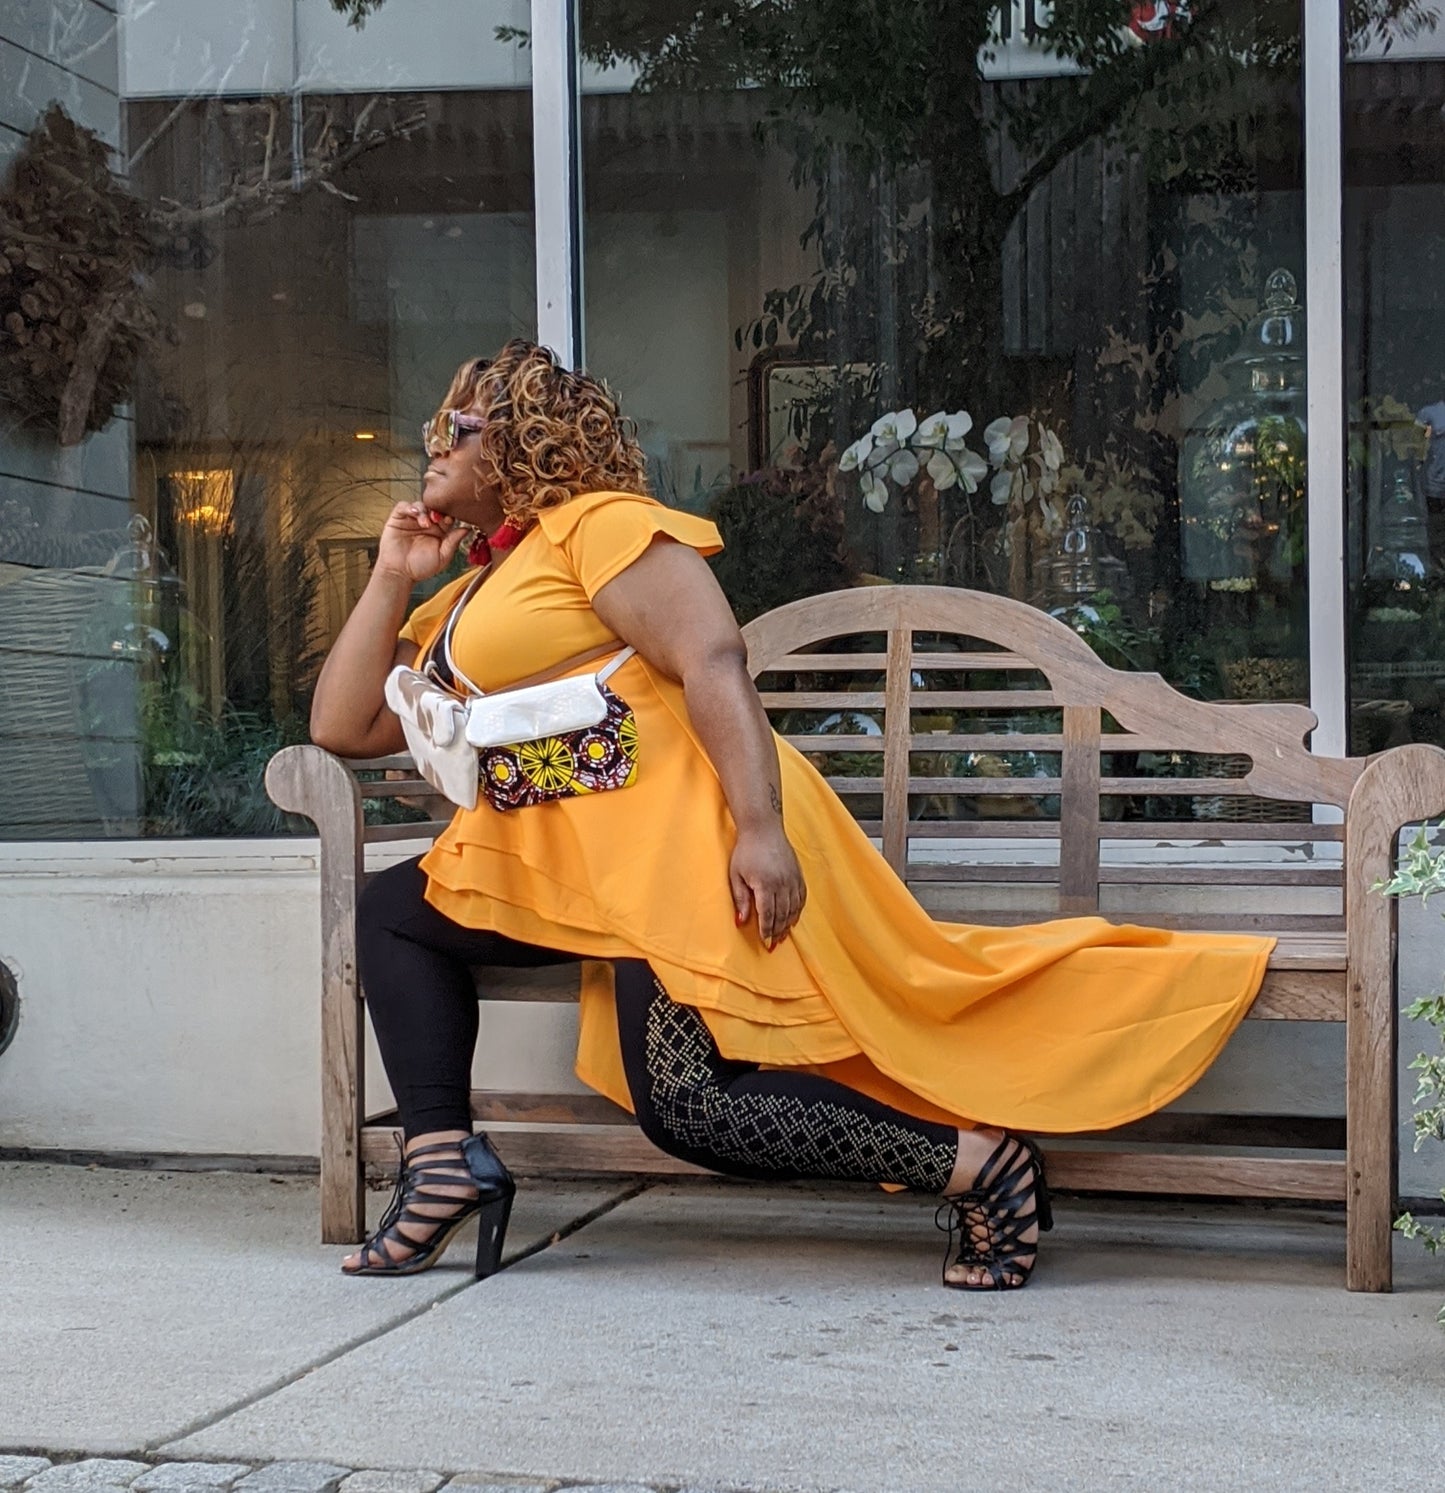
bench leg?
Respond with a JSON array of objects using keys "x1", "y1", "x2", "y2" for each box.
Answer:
[
  {"x1": 320, "y1": 957, "x2": 365, "y2": 1245},
  {"x1": 1346, "y1": 956, "x2": 1396, "y2": 1292},
  {"x1": 1346, "y1": 864, "x2": 1396, "y2": 1292}
]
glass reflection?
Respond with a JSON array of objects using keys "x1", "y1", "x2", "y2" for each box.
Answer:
[
  {"x1": 581, "y1": 1, "x2": 1312, "y2": 712},
  {"x1": 0, "y1": 0, "x2": 535, "y2": 836},
  {"x1": 1346, "y1": 6, "x2": 1445, "y2": 752}
]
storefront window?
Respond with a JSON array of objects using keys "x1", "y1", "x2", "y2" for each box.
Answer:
[
  {"x1": 580, "y1": 3, "x2": 1309, "y2": 701},
  {"x1": 1345, "y1": 14, "x2": 1445, "y2": 753},
  {"x1": 0, "y1": 0, "x2": 534, "y2": 837},
  {"x1": 6, "y1": 2, "x2": 1438, "y2": 841}
]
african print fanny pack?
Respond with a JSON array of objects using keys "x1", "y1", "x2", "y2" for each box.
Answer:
[
  {"x1": 383, "y1": 567, "x2": 640, "y2": 813},
  {"x1": 471, "y1": 667, "x2": 639, "y2": 812}
]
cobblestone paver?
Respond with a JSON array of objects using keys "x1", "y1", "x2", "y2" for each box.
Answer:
[
  {"x1": 132, "y1": 1466, "x2": 254, "y2": 1492},
  {"x1": 440, "y1": 1485, "x2": 558, "y2": 1493},
  {"x1": 1, "y1": 1462, "x2": 763, "y2": 1493},
  {"x1": 0, "y1": 1462, "x2": 52, "y2": 1490},
  {"x1": 337, "y1": 1474, "x2": 445, "y2": 1493},
  {"x1": 440, "y1": 1481, "x2": 556, "y2": 1493},
  {"x1": 230, "y1": 1467, "x2": 352, "y2": 1493},
  {"x1": 27, "y1": 1463, "x2": 149, "y2": 1493}
]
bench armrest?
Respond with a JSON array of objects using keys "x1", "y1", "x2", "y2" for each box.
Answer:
[{"x1": 265, "y1": 744, "x2": 367, "y2": 1242}]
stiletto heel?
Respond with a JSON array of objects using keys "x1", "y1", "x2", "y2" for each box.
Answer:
[
  {"x1": 463, "y1": 1130, "x2": 516, "y2": 1280},
  {"x1": 936, "y1": 1133, "x2": 1052, "y2": 1291},
  {"x1": 474, "y1": 1190, "x2": 514, "y2": 1278}
]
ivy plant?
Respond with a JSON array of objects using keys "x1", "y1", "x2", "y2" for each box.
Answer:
[{"x1": 1375, "y1": 823, "x2": 1445, "y2": 1321}]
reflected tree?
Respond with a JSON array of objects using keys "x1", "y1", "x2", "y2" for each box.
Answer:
[{"x1": 329, "y1": 0, "x2": 1433, "y2": 601}]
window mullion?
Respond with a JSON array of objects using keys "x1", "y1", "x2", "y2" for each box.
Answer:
[
  {"x1": 1304, "y1": 0, "x2": 1347, "y2": 765},
  {"x1": 531, "y1": 0, "x2": 583, "y2": 367}
]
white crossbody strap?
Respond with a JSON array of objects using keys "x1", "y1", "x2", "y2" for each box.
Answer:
[
  {"x1": 430, "y1": 569, "x2": 635, "y2": 698},
  {"x1": 593, "y1": 647, "x2": 636, "y2": 687}
]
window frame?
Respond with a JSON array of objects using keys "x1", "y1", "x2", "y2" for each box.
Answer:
[{"x1": 548, "y1": 0, "x2": 1351, "y2": 766}]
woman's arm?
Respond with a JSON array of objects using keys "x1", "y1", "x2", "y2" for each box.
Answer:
[
  {"x1": 310, "y1": 502, "x2": 465, "y2": 758},
  {"x1": 591, "y1": 537, "x2": 806, "y2": 948}
]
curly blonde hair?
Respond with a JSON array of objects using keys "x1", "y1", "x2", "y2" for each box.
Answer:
[{"x1": 438, "y1": 340, "x2": 650, "y2": 529}]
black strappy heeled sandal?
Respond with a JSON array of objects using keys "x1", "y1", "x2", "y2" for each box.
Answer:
[
  {"x1": 935, "y1": 1133, "x2": 1053, "y2": 1291},
  {"x1": 343, "y1": 1133, "x2": 515, "y2": 1279}
]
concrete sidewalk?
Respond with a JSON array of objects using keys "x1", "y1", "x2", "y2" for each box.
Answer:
[{"x1": 3, "y1": 1161, "x2": 1443, "y2": 1492}]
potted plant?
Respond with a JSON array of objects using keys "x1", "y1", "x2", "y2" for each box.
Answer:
[
  {"x1": 709, "y1": 455, "x2": 858, "y2": 624},
  {"x1": 840, "y1": 407, "x2": 1077, "y2": 596}
]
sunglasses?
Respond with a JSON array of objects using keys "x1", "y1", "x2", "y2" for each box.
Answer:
[{"x1": 422, "y1": 410, "x2": 486, "y2": 458}]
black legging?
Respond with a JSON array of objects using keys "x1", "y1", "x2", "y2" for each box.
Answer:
[{"x1": 357, "y1": 857, "x2": 958, "y2": 1194}]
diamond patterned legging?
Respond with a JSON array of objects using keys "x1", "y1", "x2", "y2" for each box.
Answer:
[
  {"x1": 613, "y1": 963, "x2": 957, "y2": 1193},
  {"x1": 358, "y1": 856, "x2": 958, "y2": 1194}
]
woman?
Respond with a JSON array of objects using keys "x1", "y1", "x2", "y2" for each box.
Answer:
[{"x1": 311, "y1": 340, "x2": 1272, "y2": 1291}]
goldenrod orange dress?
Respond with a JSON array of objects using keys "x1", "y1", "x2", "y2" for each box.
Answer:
[{"x1": 400, "y1": 490, "x2": 1273, "y2": 1136}]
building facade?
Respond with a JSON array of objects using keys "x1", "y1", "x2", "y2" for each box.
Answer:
[{"x1": 1, "y1": 0, "x2": 1443, "y2": 1193}]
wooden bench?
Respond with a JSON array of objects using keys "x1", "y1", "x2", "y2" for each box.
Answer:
[{"x1": 265, "y1": 584, "x2": 1445, "y2": 1291}]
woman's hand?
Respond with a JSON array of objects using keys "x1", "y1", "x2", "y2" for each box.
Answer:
[
  {"x1": 375, "y1": 501, "x2": 468, "y2": 584},
  {"x1": 730, "y1": 826, "x2": 807, "y2": 949}
]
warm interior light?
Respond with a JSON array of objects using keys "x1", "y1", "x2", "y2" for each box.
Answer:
[
  {"x1": 354, "y1": 430, "x2": 377, "y2": 441},
  {"x1": 173, "y1": 469, "x2": 235, "y2": 535}
]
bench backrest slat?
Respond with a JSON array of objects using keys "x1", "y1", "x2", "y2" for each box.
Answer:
[{"x1": 741, "y1": 585, "x2": 1368, "y2": 925}]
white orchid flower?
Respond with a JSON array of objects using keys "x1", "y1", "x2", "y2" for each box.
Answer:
[
  {"x1": 983, "y1": 415, "x2": 1013, "y2": 462},
  {"x1": 870, "y1": 409, "x2": 918, "y2": 447},
  {"x1": 985, "y1": 414, "x2": 1030, "y2": 466},
  {"x1": 917, "y1": 410, "x2": 975, "y2": 450},
  {"x1": 849, "y1": 408, "x2": 988, "y2": 503},
  {"x1": 990, "y1": 467, "x2": 1015, "y2": 505},
  {"x1": 925, "y1": 449, "x2": 956, "y2": 489},
  {"x1": 927, "y1": 447, "x2": 988, "y2": 493},
  {"x1": 943, "y1": 411, "x2": 975, "y2": 447},
  {"x1": 859, "y1": 468, "x2": 889, "y2": 513},
  {"x1": 888, "y1": 449, "x2": 920, "y2": 486},
  {"x1": 955, "y1": 447, "x2": 988, "y2": 492},
  {"x1": 915, "y1": 412, "x2": 947, "y2": 449},
  {"x1": 915, "y1": 411, "x2": 950, "y2": 448},
  {"x1": 838, "y1": 433, "x2": 872, "y2": 472}
]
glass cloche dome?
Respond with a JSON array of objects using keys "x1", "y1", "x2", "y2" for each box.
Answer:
[{"x1": 1179, "y1": 267, "x2": 1308, "y2": 590}]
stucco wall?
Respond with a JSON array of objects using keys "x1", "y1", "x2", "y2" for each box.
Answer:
[{"x1": 0, "y1": 841, "x2": 586, "y2": 1158}]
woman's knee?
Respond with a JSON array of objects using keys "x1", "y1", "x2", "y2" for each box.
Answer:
[
  {"x1": 357, "y1": 857, "x2": 427, "y2": 931},
  {"x1": 612, "y1": 960, "x2": 730, "y2": 1161},
  {"x1": 356, "y1": 857, "x2": 430, "y2": 979},
  {"x1": 632, "y1": 1084, "x2": 717, "y2": 1167},
  {"x1": 631, "y1": 1096, "x2": 683, "y2": 1156}
]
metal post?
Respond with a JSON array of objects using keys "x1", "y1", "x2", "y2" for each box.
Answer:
[
  {"x1": 532, "y1": 0, "x2": 584, "y2": 368},
  {"x1": 1304, "y1": 0, "x2": 1347, "y2": 765}
]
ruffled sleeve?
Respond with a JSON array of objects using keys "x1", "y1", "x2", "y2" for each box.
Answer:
[
  {"x1": 397, "y1": 569, "x2": 478, "y2": 648},
  {"x1": 537, "y1": 490, "x2": 723, "y2": 601}
]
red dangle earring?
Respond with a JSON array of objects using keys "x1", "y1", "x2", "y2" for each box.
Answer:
[{"x1": 467, "y1": 518, "x2": 526, "y2": 568}]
